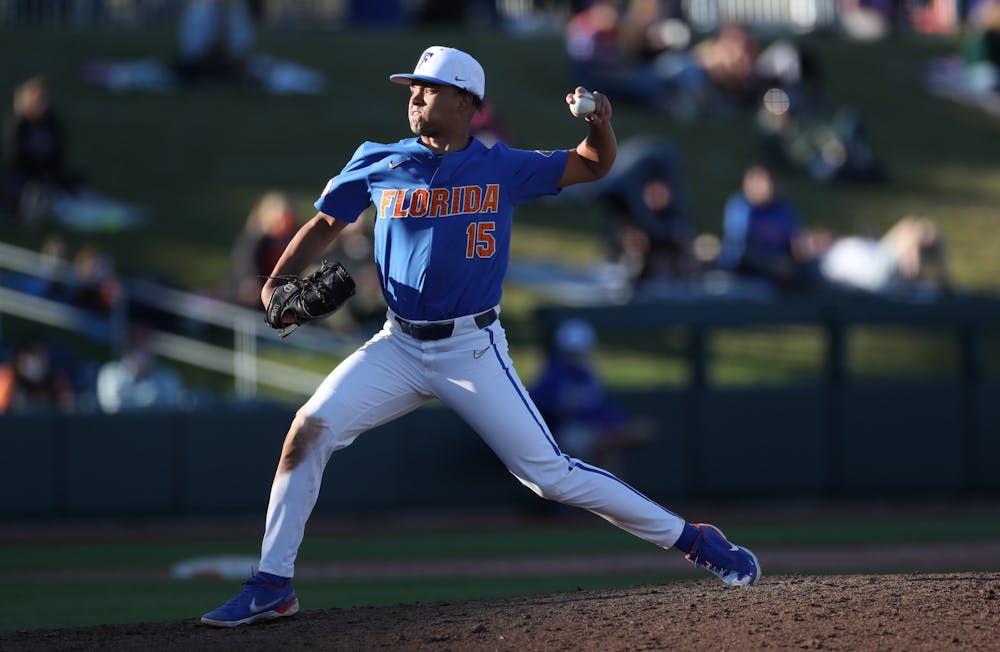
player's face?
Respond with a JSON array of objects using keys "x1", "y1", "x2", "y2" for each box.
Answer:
[{"x1": 408, "y1": 82, "x2": 465, "y2": 137}]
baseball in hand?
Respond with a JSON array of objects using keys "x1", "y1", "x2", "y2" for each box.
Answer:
[{"x1": 569, "y1": 90, "x2": 596, "y2": 118}]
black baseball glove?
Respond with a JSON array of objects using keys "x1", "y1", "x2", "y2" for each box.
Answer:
[{"x1": 264, "y1": 261, "x2": 356, "y2": 337}]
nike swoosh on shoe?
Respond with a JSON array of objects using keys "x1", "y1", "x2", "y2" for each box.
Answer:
[{"x1": 250, "y1": 597, "x2": 286, "y2": 613}]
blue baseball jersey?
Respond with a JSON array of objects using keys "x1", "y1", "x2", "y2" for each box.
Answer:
[{"x1": 315, "y1": 137, "x2": 568, "y2": 321}]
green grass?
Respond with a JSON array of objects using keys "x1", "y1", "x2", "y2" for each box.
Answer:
[
  {"x1": 4, "y1": 514, "x2": 999, "y2": 573},
  {"x1": 2, "y1": 511, "x2": 999, "y2": 631},
  {"x1": 1, "y1": 27, "x2": 999, "y2": 395},
  {"x1": 0, "y1": 574, "x2": 672, "y2": 632}
]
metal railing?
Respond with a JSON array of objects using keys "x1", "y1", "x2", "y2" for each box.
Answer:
[{"x1": 0, "y1": 240, "x2": 363, "y2": 400}]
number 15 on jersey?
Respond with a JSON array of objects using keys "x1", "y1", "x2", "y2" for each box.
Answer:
[{"x1": 466, "y1": 221, "x2": 496, "y2": 259}]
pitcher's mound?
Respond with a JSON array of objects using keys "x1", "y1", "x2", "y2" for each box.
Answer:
[{"x1": 5, "y1": 573, "x2": 999, "y2": 650}]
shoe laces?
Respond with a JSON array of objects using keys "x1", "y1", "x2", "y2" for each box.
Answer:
[
  {"x1": 218, "y1": 573, "x2": 272, "y2": 609},
  {"x1": 685, "y1": 528, "x2": 741, "y2": 579}
]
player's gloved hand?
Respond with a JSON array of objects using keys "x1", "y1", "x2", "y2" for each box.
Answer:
[{"x1": 262, "y1": 261, "x2": 356, "y2": 338}]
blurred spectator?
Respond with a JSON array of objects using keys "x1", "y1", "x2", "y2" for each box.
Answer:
[
  {"x1": 96, "y1": 323, "x2": 186, "y2": 413},
  {"x1": 2, "y1": 76, "x2": 149, "y2": 230},
  {"x1": 690, "y1": 23, "x2": 760, "y2": 107},
  {"x1": 70, "y1": 244, "x2": 122, "y2": 315},
  {"x1": 174, "y1": 0, "x2": 257, "y2": 84},
  {"x1": 756, "y1": 83, "x2": 884, "y2": 184},
  {"x1": 0, "y1": 337, "x2": 76, "y2": 414},
  {"x1": 324, "y1": 209, "x2": 386, "y2": 335},
  {"x1": 228, "y1": 191, "x2": 297, "y2": 308},
  {"x1": 817, "y1": 216, "x2": 954, "y2": 297},
  {"x1": 565, "y1": 0, "x2": 692, "y2": 111},
  {"x1": 618, "y1": 0, "x2": 687, "y2": 61},
  {"x1": 594, "y1": 136, "x2": 698, "y2": 286},
  {"x1": 412, "y1": 0, "x2": 500, "y2": 26},
  {"x1": 347, "y1": 0, "x2": 411, "y2": 26},
  {"x1": 1, "y1": 76, "x2": 80, "y2": 224},
  {"x1": 1, "y1": 233, "x2": 73, "y2": 299},
  {"x1": 838, "y1": 0, "x2": 898, "y2": 41},
  {"x1": 530, "y1": 319, "x2": 656, "y2": 477},
  {"x1": 470, "y1": 100, "x2": 512, "y2": 147},
  {"x1": 961, "y1": 2, "x2": 1000, "y2": 87},
  {"x1": 923, "y1": 2, "x2": 1000, "y2": 116},
  {"x1": 753, "y1": 39, "x2": 826, "y2": 97},
  {"x1": 82, "y1": 1, "x2": 323, "y2": 96},
  {"x1": 718, "y1": 164, "x2": 813, "y2": 288}
]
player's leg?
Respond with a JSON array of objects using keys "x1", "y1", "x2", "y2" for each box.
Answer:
[
  {"x1": 202, "y1": 327, "x2": 430, "y2": 626},
  {"x1": 431, "y1": 323, "x2": 760, "y2": 586},
  {"x1": 260, "y1": 328, "x2": 430, "y2": 578},
  {"x1": 433, "y1": 325, "x2": 683, "y2": 546}
]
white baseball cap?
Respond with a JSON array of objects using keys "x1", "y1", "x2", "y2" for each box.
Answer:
[{"x1": 389, "y1": 46, "x2": 485, "y2": 101}]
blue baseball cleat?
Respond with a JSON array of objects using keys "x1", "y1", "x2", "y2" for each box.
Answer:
[
  {"x1": 684, "y1": 523, "x2": 762, "y2": 586},
  {"x1": 200, "y1": 572, "x2": 299, "y2": 627}
]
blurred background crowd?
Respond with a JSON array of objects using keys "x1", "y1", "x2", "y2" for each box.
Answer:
[{"x1": 0, "y1": 0, "x2": 998, "y2": 423}]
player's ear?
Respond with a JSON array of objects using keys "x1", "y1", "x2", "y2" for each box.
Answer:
[{"x1": 457, "y1": 89, "x2": 477, "y2": 114}]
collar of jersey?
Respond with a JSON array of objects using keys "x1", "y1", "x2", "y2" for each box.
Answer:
[{"x1": 405, "y1": 137, "x2": 486, "y2": 159}]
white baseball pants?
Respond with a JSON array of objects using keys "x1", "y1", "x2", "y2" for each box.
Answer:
[{"x1": 259, "y1": 312, "x2": 685, "y2": 577}]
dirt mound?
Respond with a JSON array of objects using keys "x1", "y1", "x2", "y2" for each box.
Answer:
[{"x1": 5, "y1": 573, "x2": 998, "y2": 651}]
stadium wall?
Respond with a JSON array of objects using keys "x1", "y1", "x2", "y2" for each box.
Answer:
[{"x1": 3, "y1": 380, "x2": 998, "y2": 518}]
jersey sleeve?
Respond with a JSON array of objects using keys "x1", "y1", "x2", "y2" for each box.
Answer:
[
  {"x1": 500, "y1": 145, "x2": 570, "y2": 206},
  {"x1": 313, "y1": 143, "x2": 376, "y2": 223}
]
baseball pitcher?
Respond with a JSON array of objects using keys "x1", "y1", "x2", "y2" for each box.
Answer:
[{"x1": 201, "y1": 45, "x2": 760, "y2": 628}]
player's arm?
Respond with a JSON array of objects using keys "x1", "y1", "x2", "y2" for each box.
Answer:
[
  {"x1": 557, "y1": 89, "x2": 616, "y2": 188},
  {"x1": 260, "y1": 211, "x2": 349, "y2": 308}
]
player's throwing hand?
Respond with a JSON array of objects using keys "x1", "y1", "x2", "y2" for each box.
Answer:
[{"x1": 566, "y1": 87, "x2": 611, "y2": 125}]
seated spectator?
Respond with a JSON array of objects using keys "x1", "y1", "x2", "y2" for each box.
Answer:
[
  {"x1": 96, "y1": 323, "x2": 186, "y2": 413},
  {"x1": 323, "y1": 208, "x2": 386, "y2": 336},
  {"x1": 470, "y1": 100, "x2": 512, "y2": 147},
  {"x1": 718, "y1": 164, "x2": 813, "y2": 288},
  {"x1": 228, "y1": 191, "x2": 297, "y2": 308},
  {"x1": 565, "y1": 0, "x2": 691, "y2": 111},
  {"x1": 1, "y1": 76, "x2": 80, "y2": 224},
  {"x1": 817, "y1": 216, "x2": 954, "y2": 297},
  {"x1": 530, "y1": 319, "x2": 656, "y2": 477},
  {"x1": 70, "y1": 244, "x2": 122, "y2": 315},
  {"x1": 1, "y1": 233, "x2": 73, "y2": 300},
  {"x1": 2, "y1": 76, "x2": 149, "y2": 230},
  {"x1": 756, "y1": 82, "x2": 885, "y2": 184},
  {"x1": 838, "y1": 0, "x2": 898, "y2": 41},
  {"x1": 0, "y1": 337, "x2": 76, "y2": 414},
  {"x1": 961, "y1": 2, "x2": 1000, "y2": 88},
  {"x1": 174, "y1": 0, "x2": 257, "y2": 84},
  {"x1": 691, "y1": 23, "x2": 760, "y2": 107},
  {"x1": 595, "y1": 136, "x2": 698, "y2": 285},
  {"x1": 81, "y1": 0, "x2": 324, "y2": 96}
]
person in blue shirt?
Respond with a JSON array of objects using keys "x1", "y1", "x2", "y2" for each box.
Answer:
[
  {"x1": 201, "y1": 45, "x2": 761, "y2": 628},
  {"x1": 531, "y1": 319, "x2": 655, "y2": 477},
  {"x1": 719, "y1": 164, "x2": 808, "y2": 287}
]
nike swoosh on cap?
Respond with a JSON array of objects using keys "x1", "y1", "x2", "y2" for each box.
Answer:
[{"x1": 455, "y1": 77, "x2": 467, "y2": 81}]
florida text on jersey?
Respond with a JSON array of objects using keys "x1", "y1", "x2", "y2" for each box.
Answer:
[{"x1": 315, "y1": 138, "x2": 568, "y2": 321}]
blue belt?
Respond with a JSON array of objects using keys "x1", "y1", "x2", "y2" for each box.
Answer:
[{"x1": 395, "y1": 308, "x2": 498, "y2": 341}]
